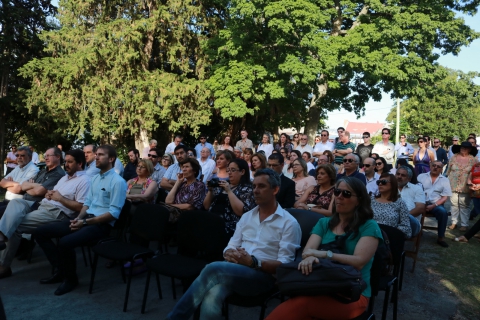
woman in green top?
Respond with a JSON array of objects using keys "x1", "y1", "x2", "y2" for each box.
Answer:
[{"x1": 266, "y1": 177, "x2": 383, "y2": 320}]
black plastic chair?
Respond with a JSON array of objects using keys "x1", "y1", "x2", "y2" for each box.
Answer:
[
  {"x1": 141, "y1": 210, "x2": 227, "y2": 314},
  {"x1": 368, "y1": 224, "x2": 406, "y2": 320},
  {"x1": 89, "y1": 203, "x2": 170, "y2": 312}
]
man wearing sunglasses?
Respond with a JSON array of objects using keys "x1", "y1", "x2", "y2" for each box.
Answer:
[
  {"x1": 195, "y1": 135, "x2": 216, "y2": 160},
  {"x1": 394, "y1": 134, "x2": 414, "y2": 164},
  {"x1": 395, "y1": 166, "x2": 425, "y2": 237},
  {"x1": 296, "y1": 134, "x2": 314, "y2": 155},
  {"x1": 417, "y1": 161, "x2": 452, "y2": 247},
  {"x1": 355, "y1": 132, "x2": 374, "y2": 163},
  {"x1": 313, "y1": 130, "x2": 334, "y2": 161},
  {"x1": 432, "y1": 139, "x2": 448, "y2": 167},
  {"x1": 372, "y1": 128, "x2": 395, "y2": 167},
  {"x1": 336, "y1": 154, "x2": 366, "y2": 185},
  {"x1": 362, "y1": 157, "x2": 380, "y2": 196},
  {"x1": 147, "y1": 148, "x2": 166, "y2": 186}
]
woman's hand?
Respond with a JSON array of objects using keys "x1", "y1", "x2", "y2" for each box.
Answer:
[
  {"x1": 298, "y1": 256, "x2": 319, "y2": 275},
  {"x1": 219, "y1": 180, "x2": 231, "y2": 193},
  {"x1": 176, "y1": 173, "x2": 184, "y2": 183},
  {"x1": 302, "y1": 248, "x2": 321, "y2": 259}
]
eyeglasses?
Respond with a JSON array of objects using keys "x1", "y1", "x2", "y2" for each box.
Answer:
[
  {"x1": 321, "y1": 134, "x2": 328, "y2": 137},
  {"x1": 162, "y1": 157, "x2": 170, "y2": 160},
  {"x1": 300, "y1": 138, "x2": 307, "y2": 140},
  {"x1": 453, "y1": 140, "x2": 458, "y2": 142},
  {"x1": 376, "y1": 179, "x2": 390, "y2": 186},
  {"x1": 15, "y1": 154, "x2": 26, "y2": 158},
  {"x1": 431, "y1": 164, "x2": 443, "y2": 169},
  {"x1": 333, "y1": 188, "x2": 357, "y2": 198},
  {"x1": 294, "y1": 135, "x2": 299, "y2": 138},
  {"x1": 187, "y1": 153, "x2": 194, "y2": 156},
  {"x1": 343, "y1": 158, "x2": 356, "y2": 163},
  {"x1": 363, "y1": 164, "x2": 372, "y2": 168},
  {"x1": 137, "y1": 165, "x2": 147, "y2": 169},
  {"x1": 362, "y1": 136, "x2": 370, "y2": 139},
  {"x1": 200, "y1": 137, "x2": 206, "y2": 140},
  {"x1": 418, "y1": 141, "x2": 425, "y2": 143},
  {"x1": 382, "y1": 132, "x2": 389, "y2": 135},
  {"x1": 434, "y1": 141, "x2": 440, "y2": 144},
  {"x1": 376, "y1": 162, "x2": 383, "y2": 166},
  {"x1": 318, "y1": 159, "x2": 327, "y2": 163},
  {"x1": 226, "y1": 168, "x2": 240, "y2": 173},
  {"x1": 147, "y1": 154, "x2": 158, "y2": 158},
  {"x1": 44, "y1": 154, "x2": 56, "y2": 158},
  {"x1": 400, "y1": 136, "x2": 406, "y2": 139}
]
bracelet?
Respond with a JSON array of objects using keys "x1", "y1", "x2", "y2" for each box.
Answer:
[
  {"x1": 435, "y1": 202, "x2": 438, "y2": 207},
  {"x1": 250, "y1": 255, "x2": 258, "y2": 268}
]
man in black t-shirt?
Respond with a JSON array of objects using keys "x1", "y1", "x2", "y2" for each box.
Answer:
[{"x1": 355, "y1": 132, "x2": 374, "y2": 163}]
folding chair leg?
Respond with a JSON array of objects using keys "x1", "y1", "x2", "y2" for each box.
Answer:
[
  {"x1": 141, "y1": 271, "x2": 151, "y2": 314},
  {"x1": 399, "y1": 254, "x2": 405, "y2": 291},
  {"x1": 81, "y1": 246, "x2": 88, "y2": 267},
  {"x1": 171, "y1": 277, "x2": 177, "y2": 299},
  {"x1": 123, "y1": 263, "x2": 134, "y2": 312},
  {"x1": 89, "y1": 253, "x2": 99, "y2": 294},
  {"x1": 223, "y1": 302, "x2": 229, "y2": 320},
  {"x1": 392, "y1": 280, "x2": 398, "y2": 320},
  {"x1": 87, "y1": 246, "x2": 93, "y2": 268},
  {"x1": 381, "y1": 286, "x2": 391, "y2": 320},
  {"x1": 259, "y1": 304, "x2": 266, "y2": 320},
  {"x1": 120, "y1": 263, "x2": 126, "y2": 283},
  {"x1": 155, "y1": 273, "x2": 162, "y2": 299}
]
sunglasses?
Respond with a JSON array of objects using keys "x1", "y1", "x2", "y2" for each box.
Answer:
[
  {"x1": 382, "y1": 132, "x2": 389, "y2": 135},
  {"x1": 321, "y1": 134, "x2": 328, "y2": 137},
  {"x1": 376, "y1": 162, "x2": 383, "y2": 166},
  {"x1": 362, "y1": 136, "x2": 370, "y2": 138},
  {"x1": 187, "y1": 153, "x2": 194, "y2": 156},
  {"x1": 418, "y1": 141, "x2": 425, "y2": 143},
  {"x1": 434, "y1": 141, "x2": 440, "y2": 143},
  {"x1": 343, "y1": 158, "x2": 356, "y2": 163},
  {"x1": 333, "y1": 188, "x2": 357, "y2": 198},
  {"x1": 147, "y1": 154, "x2": 158, "y2": 158},
  {"x1": 300, "y1": 138, "x2": 307, "y2": 140},
  {"x1": 453, "y1": 140, "x2": 458, "y2": 142},
  {"x1": 363, "y1": 164, "x2": 372, "y2": 168},
  {"x1": 376, "y1": 179, "x2": 390, "y2": 186}
]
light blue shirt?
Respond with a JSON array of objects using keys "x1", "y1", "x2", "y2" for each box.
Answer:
[
  {"x1": 195, "y1": 142, "x2": 215, "y2": 159},
  {"x1": 395, "y1": 142, "x2": 414, "y2": 159},
  {"x1": 163, "y1": 163, "x2": 181, "y2": 181},
  {"x1": 85, "y1": 160, "x2": 101, "y2": 178},
  {"x1": 84, "y1": 168, "x2": 127, "y2": 226},
  {"x1": 4, "y1": 161, "x2": 39, "y2": 183},
  {"x1": 151, "y1": 163, "x2": 166, "y2": 186},
  {"x1": 114, "y1": 158, "x2": 124, "y2": 176}
]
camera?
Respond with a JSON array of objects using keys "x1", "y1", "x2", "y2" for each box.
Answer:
[
  {"x1": 208, "y1": 178, "x2": 220, "y2": 188},
  {"x1": 402, "y1": 153, "x2": 405, "y2": 156}
]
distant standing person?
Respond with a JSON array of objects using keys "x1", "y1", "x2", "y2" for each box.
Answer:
[
  {"x1": 57, "y1": 144, "x2": 66, "y2": 161},
  {"x1": 257, "y1": 134, "x2": 274, "y2": 159},
  {"x1": 355, "y1": 132, "x2": 374, "y2": 163},
  {"x1": 432, "y1": 138, "x2": 448, "y2": 166},
  {"x1": 394, "y1": 134, "x2": 414, "y2": 164},
  {"x1": 333, "y1": 131, "x2": 355, "y2": 167},
  {"x1": 313, "y1": 130, "x2": 335, "y2": 159},
  {"x1": 5, "y1": 146, "x2": 18, "y2": 175},
  {"x1": 29, "y1": 146, "x2": 40, "y2": 165},
  {"x1": 295, "y1": 134, "x2": 314, "y2": 156},
  {"x1": 413, "y1": 137, "x2": 435, "y2": 176},
  {"x1": 372, "y1": 128, "x2": 395, "y2": 167},
  {"x1": 195, "y1": 135, "x2": 216, "y2": 159},
  {"x1": 123, "y1": 148, "x2": 140, "y2": 181},
  {"x1": 142, "y1": 139, "x2": 157, "y2": 159},
  {"x1": 236, "y1": 130, "x2": 253, "y2": 152},
  {"x1": 165, "y1": 135, "x2": 183, "y2": 155},
  {"x1": 217, "y1": 135, "x2": 233, "y2": 152},
  {"x1": 448, "y1": 136, "x2": 460, "y2": 159}
]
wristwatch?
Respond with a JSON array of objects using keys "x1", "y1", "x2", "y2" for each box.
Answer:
[
  {"x1": 326, "y1": 250, "x2": 333, "y2": 259},
  {"x1": 256, "y1": 259, "x2": 262, "y2": 270},
  {"x1": 308, "y1": 206, "x2": 312, "y2": 211},
  {"x1": 82, "y1": 218, "x2": 88, "y2": 226}
]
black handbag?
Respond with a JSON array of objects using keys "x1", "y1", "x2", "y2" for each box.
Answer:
[{"x1": 276, "y1": 231, "x2": 366, "y2": 303}]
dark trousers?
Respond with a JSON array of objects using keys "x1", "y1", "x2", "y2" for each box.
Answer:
[
  {"x1": 34, "y1": 220, "x2": 111, "y2": 280},
  {"x1": 464, "y1": 218, "x2": 480, "y2": 240},
  {"x1": 430, "y1": 205, "x2": 448, "y2": 238}
]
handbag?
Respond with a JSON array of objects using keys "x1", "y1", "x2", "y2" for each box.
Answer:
[
  {"x1": 276, "y1": 231, "x2": 366, "y2": 303},
  {"x1": 158, "y1": 202, "x2": 182, "y2": 223}
]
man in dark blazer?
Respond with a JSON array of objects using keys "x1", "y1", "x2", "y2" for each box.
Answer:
[{"x1": 267, "y1": 153, "x2": 295, "y2": 208}]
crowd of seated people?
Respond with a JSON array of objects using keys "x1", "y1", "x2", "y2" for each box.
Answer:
[{"x1": 1, "y1": 128, "x2": 479, "y2": 319}]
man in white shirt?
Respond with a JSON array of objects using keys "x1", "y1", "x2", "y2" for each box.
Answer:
[
  {"x1": 363, "y1": 157, "x2": 380, "y2": 196},
  {"x1": 0, "y1": 146, "x2": 39, "y2": 202},
  {"x1": 160, "y1": 145, "x2": 188, "y2": 191},
  {"x1": 296, "y1": 134, "x2": 314, "y2": 155},
  {"x1": 198, "y1": 147, "x2": 216, "y2": 183},
  {"x1": 5, "y1": 145, "x2": 18, "y2": 175},
  {"x1": 396, "y1": 166, "x2": 425, "y2": 237},
  {"x1": 29, "y1": 146, "x2": 40, "y2": 164},
  {"x1": 417, "y1": 161, "x2": 452, "y2": 247},
  {"x1": 313, "y1": 130, "x2": 335, "y2": 159},
  {"x1": 372, "y1": 128, "x2": 395, "y2": 166},
  {"x1": 165, "y1": 135, "x2": 183, "y2": 155},
  {"x1": 166, "y1": 169, "x2": 301, "y2": 320}
]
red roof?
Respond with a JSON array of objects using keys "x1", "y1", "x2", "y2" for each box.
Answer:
[{"x1": 345, "y1": 121, "x2": 386, "y2": 136}]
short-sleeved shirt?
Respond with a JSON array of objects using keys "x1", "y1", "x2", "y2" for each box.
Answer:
[
  {"x1": 4, "y1": 161, "x2": 40, "y2": 200},
  {"x1": 311, "y1": 217, "x2": 383, "y2": 297},
  {"x1": 372, "y1": 142, "x2": 395, "y2": 164},
  {"x1": 195, "y1": 142, "x2": 216, "y2": 159},
  {"x1": 236, "y1": 139, "x2": 253, "y2": 151},
  {"x1": 151, "y1": 163, "x2": 166, "y2": 187},
  {"x1": 334, "y1": 141, "x2": 356, "y2": 163},
  {"x1": 174, "y1": 181, "x2": 207, "y2": 210},
  {"x1": 417, "y1": 172, "x2": 452, "y2": 203},
  {"x1": 24, "y1": 166, "x2": 66, "y2": 203},
  {"x1": 163, "y1": 163, "x2": 181, "y2": 181},
  {"x1": 84, "y1": 168, "x2": 127, "y2": 226},
  {"x1": 313, "y1": 141, "x2": 335, "y2": 154},
  {"x1": 6, "y1": 152, "x2": 17, "y2": 169},
  {"x1": 398, "y1": 182, "x2": 425, "y2": 221}
]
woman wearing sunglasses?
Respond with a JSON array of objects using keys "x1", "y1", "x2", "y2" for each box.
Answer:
[
  {"x1": 374, "y1": 157, "x2": 389, "y2": 175},
  {"x1": 371, "y1": 173, "x2": 412, "y2": 238},
  {"x1": 266, "y1": 177, "x2": 382, "y2": 320},
  {"x1": 291, "y1": 158, "x2": 316, "y2": 200},
  {"x1": 291, "y1": 134, "x2": 300, "y2": 149},
  {"x1": 413, "y1": 137, "x2": 435, "y2": 176}
]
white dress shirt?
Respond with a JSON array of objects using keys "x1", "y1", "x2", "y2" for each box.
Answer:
[
  {"x1": 313, "y1": 141, "x2": 335, "y2": 154},
  {"x1": 198, "y1": 158, "x2": 216, "y2": 183},
  {"x1": 398, "y1": 182, "x2": 425, "y2": 221},
  {"x1": 224, "y1": 204, "x2": 301, "y2": 264}
]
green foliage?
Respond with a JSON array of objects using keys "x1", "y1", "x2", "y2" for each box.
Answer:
[{"x1": 387, "y1": 67, "x2": 480, "y2": 145}]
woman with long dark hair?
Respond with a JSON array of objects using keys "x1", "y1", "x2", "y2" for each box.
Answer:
[
  {"x1": 266, "y1": 177, "x2": 382, "y2": 320},
  {"x1": 374, "y1": 157, "x2": 388, "y2": 175},
  {"x1": 275, "y1": 133, "x2": 293, "y2": 153}
]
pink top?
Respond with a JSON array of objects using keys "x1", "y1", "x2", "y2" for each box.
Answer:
[{"x1": 294, "y1": 176, "x2": 316, "y2": 199}]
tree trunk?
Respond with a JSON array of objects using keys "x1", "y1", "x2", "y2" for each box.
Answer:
[
  {"x1": 135, "y1": 125, "x2": 149, "y2": 154},
  {"x1": 0, "y1": 69, "x2": 9, "y2": 178},
  {"x1": 305, "y1": 81, "x2": 328, "y2": 142}
]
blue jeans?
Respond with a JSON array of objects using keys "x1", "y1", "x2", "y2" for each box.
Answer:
[
  {"x1": 167, "y1": 261, "x2": 276, "y2": 320},
  {"x1": 409, "y1": 215, "x2": 421, "y2": 237},
  {"x1": 471, "y1": 198, "x2": 480, "y2": 217},
  {"x1": 429, "y1": 205, "x2": 448, "y2": 238}
]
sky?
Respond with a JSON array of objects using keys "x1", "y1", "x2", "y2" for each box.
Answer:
[{"x1": 325, "y1": 13, "x2": 480, "y2": 130}]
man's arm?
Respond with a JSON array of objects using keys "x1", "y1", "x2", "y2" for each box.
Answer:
[
  {"x1": 410, "y1": 202, "x2": 426, "y2": 217},
  {"x1": 21, "y1": 181, "x2": 48, "y2": 197},
  {"x1": 426, "y1": 196, "x2": 448, "y2": 212},
  {"x1": 48, "y1": 190, "x2": 85, "y2": 212},
  {"x1": 160, "y1": 177, "x2": 175, "y2": 191},
  {"x1": 335, "y1": 148, "x2": 353, "y2": 155}
]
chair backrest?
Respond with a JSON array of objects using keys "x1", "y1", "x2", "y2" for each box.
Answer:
[
  {"x1": 177, "y1": 210, "x2": 228, "y2": 262},
  {"x1": 287, "y1": 209, "x2": 322, "y2": 247},
  {"x1": 378, "y1": 224, "x2": 406, "y2": 266},
  {"x1": 113, "y1": 200, "x2": 131, "y2": 231},
  {"x1": 130, "y1": 204, "x2": 171, "y2": 241}
]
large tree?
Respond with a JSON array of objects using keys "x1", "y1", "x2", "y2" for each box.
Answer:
[
  {"x1": 387, "y1": 67, "x2": 480, "y2": 144},
  {"x1": 206, "y1": 0, "x2": 480, "y2": 141}
]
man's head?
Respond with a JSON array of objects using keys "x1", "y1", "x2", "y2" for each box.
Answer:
[
  {"x1": 343, "y1": 153, "x2": 359, "y2": 173},
  {"x1": 200, "y1": 147, "x2": 211, "y2": 160},
  {"x1": 15, "y1": 146, "x2": 32, "y2": 167},
  {"x1": 318, "y1": 154, "x2": 329, "y2": 165},
  {"x1": 187, "y1": 148, "x2": 196, "y2": 158},
  {"x1": 468, "y1": 136, "x2": 477, "y2": 147},
  {"x1": 433, "y1": 138, "x2": 441, "y2": 148},
  {"x1": 337, "y1": 127, "x2": 345, "y2": 136},
  {"x1": 252, "y1": 169, "x2": 281, "y2": 206},
  {"x1": 127, "y1": 148, "x2": 140, "y2": 163},
  {"x1": 11, "y1": 145, "x2": 17, "y2": 153},
  {"x1": 469, "y1": 133, "x2": 477, "y2": 139},
  {"x1": 423, "y1": 135, "x2": 431, "y2": 147},
  {"x1": 430, "y1": 160, "x2": 443, "y2": 177},
  {"x1": 452, "y1": 136, "x2": 459, "y2": 145},
  {"x1": 44, "y1": 147, "x2": 62, "y2": 169},
  {"x1": 300, "y1": 134, "x2": 308, "y2": 146},
  {"x1": 149, "y1": 139, "x2": 157, "y2": 148},
  {"x1": 96, "y1": 145, "x2": 117, "y2": 171},
  {"x1": 29, "y1": 145, "x2": 35, "y2": 152},
  {"x1": 198, "y1": 135, "x2": 207, "y2": 144},
  {"x1": 362, "y1": 132, "x2": 371, "y2": 144},
  {"x1": 148, "y1": 148, "x2": 161, "y2": 166},
  {"x1": 341, "y1": 131, "x2": 350, "y2": 143},
  {"x1": 84, "y1": 145, "x2": 97, "y2": 164},
  {"x1": 302, "y1": 152, "x2": 312, "y2": 163},
  {"x1": 57, "y1": 144, "x2": 63, "y2": 151},
  {"x1": 381, "y1": 128, "x2": 391, "y2": 141},
  {"x1": 395, "y1": 166, "x2": 412, "y2": 188},
  {"x1": 400, "y1": 134, "x2": 406, "y2": 142},
  {"x1": 363, "y1": 157, "x2": 375, "y2": 175},
  {"x1": 64, "y1": 149, "x2": 86, "y2": 175},
  {"x1": 267, "y1": 153, "x2": 284, "y2": 175},
  {"x1": 240, "y1": 130, "x2": 248, "y2": 139},
  {"x1": 174, "y1": 135, "x2": 183, "y2": 146},
  {"x1": 320, "y1": 130, "x2": 329, "y2": 142},
  {"x1": 174, "y1": 145, "x2": 188, "y2": 162},
  {"x1": 233, "y1": 147, "x2": 242, "y2": 158}
]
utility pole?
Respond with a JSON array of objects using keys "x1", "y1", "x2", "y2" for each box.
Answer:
[{"x1": 395, "y1": 98, "x2": 400, "y2": 162}]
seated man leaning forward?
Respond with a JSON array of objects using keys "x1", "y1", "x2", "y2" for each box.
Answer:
[
  {"x1": 0, "y1": 149, "x2": 90, "y2": 279},
  {"x1": 166, "y1": 169, "x2": 301, "y2": 320},
  {"x1": 34, "y1": 145, "x2": 127, "y2": 296}
]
